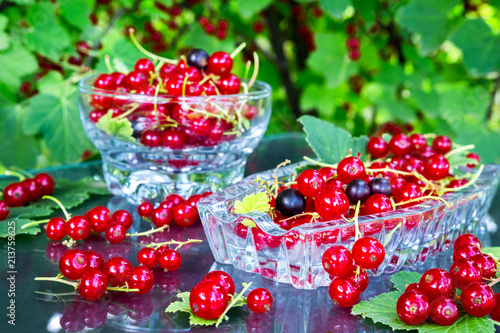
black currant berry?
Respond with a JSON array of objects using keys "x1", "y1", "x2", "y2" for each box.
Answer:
[
  {"x1": 368, "y1": 178, "x2": 392, "y2": 197},
  {"x1": 345, "y1": 179, "x2": 371, "y2": 204},
  {"x1": 187, "y1": 49, "x2": 209, "y2": 70},
  {"x1": 275, "y1": 188, "x2": 306, "y2": 217}
]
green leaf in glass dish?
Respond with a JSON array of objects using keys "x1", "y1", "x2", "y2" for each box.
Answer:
[
  {"x1": 451, "y1": 19, "x2": 500, "y2": 77},
  {"x1": 298, "y1": 115, "x2": 369, "y2": 164},
  {"x1": 396, "y1": 0, "x2": 461, "y2": 55},
  {"x1": 234, "y1": 192, "x2": 270, "y2": 214},
  {"x1": 95, "y1": 111, "x2": 135, "y2": 142},
  {"x1": 306, "y1": 33, "x2": 357, "y2": 88}
]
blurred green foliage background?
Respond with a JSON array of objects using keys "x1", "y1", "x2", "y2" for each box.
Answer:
[{"x1": 0, "y1": 0, "x2": 499, "y2": 170}]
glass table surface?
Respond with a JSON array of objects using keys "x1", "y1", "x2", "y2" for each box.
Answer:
[{"x1": 1, "y1": 133, "x2": 499, "y2": 333}]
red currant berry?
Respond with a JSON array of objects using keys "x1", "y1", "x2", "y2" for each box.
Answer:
[
  {"x1": 137, "y1": 247, "x2": 159, "y2": 269},
  {"x1": 112, "y1": 210, "x2": 133, "y2": 231},
  {"x1": 337, "y1": 157, "x2": 366, "y2": 184},
  {"x1": 317, "y1": 167, "x2": 336, "y2": 181},
  {"x1": 405, "y1": 283, "x2": 421, "y2": 293},
  {"x1": 186, "y1": 193, "x2": 204, "y2": 210},
  {"x1": 79, "y1": 269, "x2": 108, "y2": 301},
  {"x1": 314, "y1": 187, "x2": 349, "y2": 220},
  {"x1": 105, "y1": 223, "x2": 126, "y2": 244},
  {"x1": 488, "y1": 294, "x2": 500, "y2": 321},
  {"x1": 203, "y1": 271, "x2": 235, "y2": 296},
  {"x1": 394, "y1": 183, "x2": 422, "y2": 204},
  {"x1": 159, "y1": 249, "x2": 182, "y2": 271},
  {"x1": 297, "y1": 169, "x2": 324, "y2": 197},
  {"x1": 163, "y1": 130, "x2": 186, "y2": 149},
  {"x1": 86, "y1": 206, "x2": 111, "y2": 233},
  {"x1": 423, "y1": 155, "x2": 450, "y2": 181},
  {"x1": 352, "y1": 237, "x2": 385, "y2": 270},
  {"x1": 450, "y1": 258, "x2": 482, "y2": 291},
  {"x1": 247, "y1": 288, "x2": 273, "y2": 313},
  {"x1": 3, "y1": 182, "x2": 28, "y2": 207},
  {"x1": 93, "y1": 73, "x2": 115, "y2": 90},
  {"x1": 0, "y1": 200, "x2": 9, "y2": 220},
  {"x1": 137, "y1": 202, "x2": 154, "y2": 218},
  {"x1": 343, "y1": 266, "x2": 369, "y2": 293},
  {"x1": 396, "y1": 291, "x2": 430, "y2": 325},
  {"x1": 430, "y1": 296, "x2": 459, "y2": 326},
  {"x1": 409, "y1": 133, "x2": 427, "y2": 152},
  {"x1": 453, "y1": 244, "x2": 482, "y2": 262},
  {"x1": 165, "y1": 193, "x2": 184, "y2": 207},
  {"x1": 84, "y1": 250, "x2": 105, "y2": 271},
  {"x1": 34, "y1": 173, "x2": 55, "y2": 195},
  {"x1": 206, "y1": 51, "x2": 233, "y2": 75},
  {"x1": 134, "y1": 58, "x2": 155, "y2": 74},
  {"x1": 328, "y1": 277, "x2": 360, "y2": 307},
  {"x1": 104, "y1": 257, "x2": 132, "y2": 287},
  {"x1": 367, "y1": 137, "x2": 389, "y2": 158},
  {"x1": 172, "y1": 203, "x2": 198, "y2": 227},
  {"x1": 389, "y1": 133, "x2": 412, "y2": 156},
  {"x1": 46, "y1": 217, "x2": 67, "y2": 241},
  {"x1": 124, "y1": 70, "x2": 148, "y2": 90},
  {"x1": 470, "y1": 254, "x2": 497, "y2": 279},
  {"x1": 419, "y1": 268, "x2": 454, "y2": 301},
  {"x1": 151, "y1": 206, "x2": 173, "y2": 227},
  {"x1": 21, "y1": 178, "x2": 42, "y2": 201},
  {"x1": 322, "y1": 245, "x2": 354, "y2": 277},
  {"x1": 218, "y1": 74, "x2": 241, "y2": 94},
  {"x1": 59, "y1": 249, "x2": 90, "y2": 280},
  {"x1": 454, "y1": 234, "x2": 481, "y2": 251},
  {"x1": 154, "y1": 244, "x2": 170, "y2": 257},
  {"x1": 364, "y1": 194, "x2": 392, "y2": 215},
  {"x1": 466, "y1": 152, "x2": 480, "y2": 168},
  {"x1": 127, "y1": 266, "x2": 155, "y2": 295},
  {"x1": 346, "y1": 37, "x2": 360, "y2": 49},
  {"x1": 348, "y1": 49, "x2": 361, "y2": 61},
  {"x1": 432, "y1": 136, "x2": 452, "y2": 155},
  {"x1": 140, "y1": 129, "x2": 163, "y2": 147},
  {"x1": 66, "y1": 216, "x2": 91, "y2": 240},
  {"x1": 460, "y1": 282, "x2": 495, "y2": 317},
  {"x1": 190, "y1": 280, "x2": 229, "y2": 319}
]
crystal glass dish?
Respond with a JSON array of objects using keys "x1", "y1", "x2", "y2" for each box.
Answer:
[
  {"x1": 78, "y1": 75, "x2": 272, "y2": 203},
  {"x1": 198, "y1": 162, "x2": 500, "y2": 289}
]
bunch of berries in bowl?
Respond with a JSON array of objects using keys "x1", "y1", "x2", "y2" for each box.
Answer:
[
  {"x1": 78, "y1": 35, "x2": 271, "y2": 202},
  {"x1": 198, "y1": 131, "x2": 499, "y2": 289}
]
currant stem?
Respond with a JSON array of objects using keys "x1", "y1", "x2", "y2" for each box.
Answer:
[
  {"x1": 116, "y1": 103, "x2": 140, "y2": 120},
  {"x1": 230, "y1": 42, "x2": 247, "y2": 59},
  {"x1": 4, "y1": 170, "x2": 26, "y2": 181},
  {"x1": 394, "y1": 195, "x2": 450, "y2": 208},
  {"x1": 215, "y1": 282, "x2": 252, "y2": 327},
  {"x1": 35, "y1": 276, "x2": 78, "y2": 289},
  {"x1": 11, "y1": 167, "x2": 35, "y2": 178},
  {"x1": 488, "y1": 276, "x2": 500, "y2": 287},
  {"x1": 104, "y1": 55, "x2": 114, "y2": 73},
  {"x1": 106, "y1": 286, "x2": 140, "y2": 293},
  {"x1": 126, "y1": 225, "x2": 169, "y2": 237},
  {"x1": 20, "y1": 219, "x2": 51, "y2": 230},
  {"x1": 303, "y1": 156, "x2": 337, "y2": 168},
  {"x1": 271, "y1": 159, "x2": 291, "y2": 197},
  {"x1": 443, "y1": 165, "x2": 484, "y2": 193},
  {"x1": 145, "y1": 238, "x2": 203, "y2": 251},
  {"x1": 353, "y1": 201, "x2": 361, "y2": 241},
  {"x1": 444, "y1": 144, "x2": 475, "y2": 159},
  {"x1": 247, "y1": 52, "x2": 259, "y2": 90},
  {"x1": 42, "y1": 195, "x2": 71, "y2": 221},
  {"x1": 128, "y1": 29, "x2": 177, "y2": 64}
]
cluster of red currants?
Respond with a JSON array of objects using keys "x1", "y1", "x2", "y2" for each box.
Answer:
[
  {"x1": 345, "y1": 23, "x2": 361, "y2": 61},
  {"x1": 323, "y1": 236, "x2": 385, "y2": 307},
  {"x1": 188, "y1": 270, "x2": 273, "y2": 320},
  {"x1": 141, "y1": 21, "x2": 169, "y2": 53},
  {"x1": 0, "y1": 172, "x2": 55, "y2": 220},
  {"x1": 137, "y1": 244, "x2": 182, "y2": 272},
  {"x1": 68, "y1": 41, "x2": 92, "y2": 66},
  {"x1": 397, "y1": 234, "x2": 500, "y2": 326},
  {"x1": 198, "y1": 16, "x2": 230, "y2": 40},
  {"x1": 137, "y1": 191, "x2": 211, "y2": 228},
  {"x1": 46, "y1": 206, "x2": 133, "y2": 244},
  {"x1": 89, "y1": 47, "x2": 257, "y2": 149},
  {"x1": 57, "y1": 249, "x2": 154, "y2": 300}
]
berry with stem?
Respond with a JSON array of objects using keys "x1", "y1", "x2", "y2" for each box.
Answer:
[
  {"x1": 470, "y1": 254, "x2": 497, "y2": 279},
  {"x1": 67, "y1": 216, "x2": 91, "y2": 241},
  {"x1": 46, "y1": 217, "x2": 67, "y2": 241},
  {"x1": 453, "y1": 244, "x2": 482, "y2": 262},
  {"x1": 460, "y1": 282, "x2": 495, "y2": 317},
  {"x1": 189, "y1": 280, "x2": 229, "y2": 320},
  {"x1": 454, "y1": 234, "x2": 481, "y2": 250},
  {"x1": 352, "y1": 237, "x2": 385, "y2": 270},
  {"x1": 106, "y1": 223, "x2": 127, "y2": 244},
  {"x1": 297, "y1": 169, "x2": 325, "y2": 197},
  {"x1": 322, "y1": 245, "x2": 354, "y2": 277},
  {"x1": 432, "y1": 136, "x2": 452, "y2": 155},
  {"x1": 79, "y1": 269, "x2": 108, "y2": 301},
  {"x1": 126, "y1": 266, "x2": 155, "y2": 295},
  {"x1": 337, "y1": 157, "x2": 366, "y2": 184},
  {"x1": 137, "y1": 247, "x2": 159, "y2": 269},
  {"x1": 396, "y1": 291, "x2": 430, "y2": 325},
  {"x1": 449, "y1": 258, "x2": 483, "y2": 290},
  {"x1": 203, "y1": 271, "x2": 235, "y2": 296},
  {"x1": 343, "y1": 266, "x2": 369, "y2": 292},
  {"x1": 104, "y1": 257, "x2": 132, "y2": 287},
  {"x1": 247, "y1": 288, "x2": 273, "y2": 313},
  {"x1": 159, "y1": 249, "x2": 182, "y2": 271},
  {"x1": 419, "y1": 268, "x2": 454, "y2": 301}
]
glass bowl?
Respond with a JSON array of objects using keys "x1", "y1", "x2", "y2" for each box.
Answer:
[
  {"x1": 78, "y1": 75, "x2": 272, "y2": 203},
  {"x1": 198, "y1": 162, "x2": 500, "y2": 289}
]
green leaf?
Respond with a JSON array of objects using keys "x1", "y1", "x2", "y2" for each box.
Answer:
[
  {"x1": 0, "y1": 44, "x2": 38, "y2": 91},
  {"x1": 396, "y1": 0, "x2": 460, "y2": 55},
  {"x1": 390, "y1": 271, "x2": 421, "y2": 292},
  {"x1": 0, "y1": 14, "x2": 9, "y2": 51},
  {"x1": 0, "y1": 90, "x2": 41, "y2": 169},
  {"x1": 23, "y1": 87, "x2": 92, "y2": 164},
  {"x1": 234, "y1": 192, "x2": 270, "y2": 214},
  {"x1": 165, "y1": 292, "x2": 192, "y2": 313},
  {"x1": 300, "y1": 84, "x2": 336, "y2": 118},
  {"x1": 236, "y1": 0, "x2": 273, "y2": 20},
  {"x1": 95, "y1": 112, "x2": 135, "y2": 142},
  {"x1": 0, "y1": 207, "x2": 54, "y2": 237},
  {"x1": 298, "y1": 115, "x2": 369, "y2": 164},
  {"x1": 482, "y1": 247, "x2": 500, "y2": 260},
  {"x1": 59, "y1": 0, "x2": 92, "y2": 30},
  {"x1": 352, "y1": 271, "x2": 496, "y2": 333},
  {"x1": 306, "y1": 33, "x2": 357, "y2": 88},
  {"x1": 25, "y1": 2, "x2": 71, "y2": 61},
  {"x1": 450, "y1": 19, "x2": 500, "y2": 77},
  {"x1": 320, "y1": 0, "x2": 351, "y2": 20}
]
